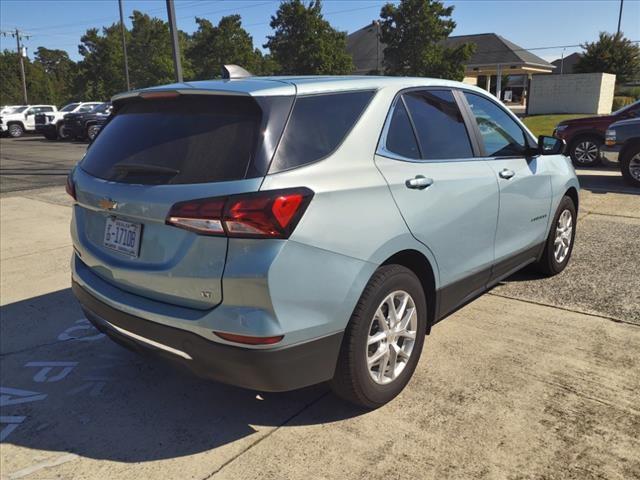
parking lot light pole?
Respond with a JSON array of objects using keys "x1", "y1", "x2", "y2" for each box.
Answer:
[
  {"x1": 118, "y1": 0, "x2": 131, "y2": 91},
  {"x1": 166, "y1": 0, "x2": 183, "y2": 83}
]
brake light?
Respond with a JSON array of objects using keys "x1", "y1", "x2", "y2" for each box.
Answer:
[
  {"x1": 214, "y1": 331, "x2": 284, "y2": 345},
  {"x1": 140, "y1": 91, "x2": 180, "y2": 100},
  {"x1": 166, "y1": 188, "x2": 313, "y2": 239},
  {"x1": 65, "y1": 173, "x2": 76, "y2": 200}
]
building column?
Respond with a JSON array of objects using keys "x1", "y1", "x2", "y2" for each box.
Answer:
[
  {"x1": 496, "y1": 64, "x2": 502, "y2": 101},
  {"x1": 486, "y1": 74, "x2": 491, "y2": 92}
]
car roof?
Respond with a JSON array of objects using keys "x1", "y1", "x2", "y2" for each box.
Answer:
[{"x1": 113, "y1": 75, "x2": 487, "y2": 101}]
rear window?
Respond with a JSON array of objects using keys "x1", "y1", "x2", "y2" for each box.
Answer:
[
  {"x1": 270, "y1": 90, "x2": 375, "y2": 172},
  {"x1": 80, "y1": 96, "x2": 262, "y2": 185}
]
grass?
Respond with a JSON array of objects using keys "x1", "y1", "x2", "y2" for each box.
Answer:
[{"x1": 522, "y1": 114, "x2": 586, "y2": 137}]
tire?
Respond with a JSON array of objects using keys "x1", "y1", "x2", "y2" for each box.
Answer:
[
  {"x1": 57, "y1": 123, "x2": 70, "y2": 141},
  {"x1": 330, "y1": 264, "x2": 428, "y2": 409},
  {"x1": 569, "y1": 135, "x2": 602, "y2": 167},
  {"x1": 8, "y1": 123, "x2": 24, "y2": 138},
  {"x1": 533, "y1": 195, "x2": 577, "y2": 276},
  {"x1": 620, "y1": 144, "x2": 640, "y2": 188},
  {"x1": 86, "y1": 124, "x2": 100, "y2": 141}
]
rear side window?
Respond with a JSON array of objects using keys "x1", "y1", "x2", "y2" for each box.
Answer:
[
  {"x1": 270, "y1": 90, "x2": 374, "y2": 172},
  {"x1": 385, "y1": 99, "x2": 420, "y2": 159},
  {"x1": 402, "y1": 90, "x2": 473, "y2": 160},
  {"x1": 80, "y1": 96, "x2": 262, "y2": 185}
]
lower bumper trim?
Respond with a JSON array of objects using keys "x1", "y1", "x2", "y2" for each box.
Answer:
[{"x1": 72, "y1": 281, "x2": 344, "y2": 392}]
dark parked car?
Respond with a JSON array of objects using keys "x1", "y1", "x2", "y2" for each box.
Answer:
[
  {"x1": 63, "y1": 102, "x2": 112, "y2": 141},
  {"x1": 600, "y1": 118, "x2": 640, "y2": 187},
  {"x1": 553, "y1": 101, "x2": 639, "y2": 167}
]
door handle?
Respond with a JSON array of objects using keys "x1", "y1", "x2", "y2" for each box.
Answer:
[
  {"x1": 405, "y1": 175, "x2": 433, "y2": 190},
  {"x1": 499, "y1": 169, "x2": 516, "y2": 180}
]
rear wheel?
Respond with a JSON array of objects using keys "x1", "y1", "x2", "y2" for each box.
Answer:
[
  {"x1": 330, "y1": 265, "x2": 427, "y2": 409},
  {"x1": 533, "y1": 195, "x2": 577, "y2": 276},
  {"x1": 8, "y1": 123, "x2": 24, "y2": 138},
  {"x1": 569, "y1": 135, "x2": 602, "y2": 167},
  {"x1": 620, "y1": 145, "x2": 640, "y2": 188}
]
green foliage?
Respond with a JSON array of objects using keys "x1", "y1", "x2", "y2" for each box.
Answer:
[
  {"x1": 522, "y1": 114, "x2": 586, "y2": 138},
  {"x1": 33, "y1": 47, "x2": 78, "y2": 105},
  {"x1": 0, "y1": 49, "x2": 61, "y2": 105},
  {"x1": 264, "y1": 0, "x2": 353, "y2": 75},
  {"x1": 574, "y1": 32, "x2": 640, "y2": 85},
  {"x1": 612, "y1": 96, "x2": 636, "y2": 111},
  {"x1": 379, "y1": 0, "x2": 474, "y2": 80},
  {"x1": 187, "y1": 15, "x2": 265, "y2": 79}
]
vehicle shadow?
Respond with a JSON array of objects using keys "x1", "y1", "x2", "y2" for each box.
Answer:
[
  {"x1": 0, "y1": 288, "x2": 364, "y2": 462},
  {"x1": 576, "y1": 165, "x2": 639, "y2": 195}
]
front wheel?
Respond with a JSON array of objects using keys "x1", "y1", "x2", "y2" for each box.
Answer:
[
  {"x1": 86, "y1": 124, "x2": 100, "y2": 141},
  {"x1": 569, "y1": 136, "x2": 602, "y2": 167},
  {"x1": 330, "y1": 265, "x2": 427, "y2": 409},
  {"x1": 57, "y1": 123, "x2": 70, "y2": 140},
  {"x1": 533, "y1": 195, "x2": 577, "y2": 276},
  {"x1": 8, "y1": 123, "x2": 24, "y2": 138},
  {"x1": 620, "y1": 145, "x2": 640, "y2": 188}
]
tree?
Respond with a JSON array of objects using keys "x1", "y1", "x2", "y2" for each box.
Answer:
[
  {"x1": 33, "y1": 47, "x2": 77, "y2": 105},
  {"x1": 264, "y1": 0, "x2": 353, "y2": 75},
  {"x1": 0, "y1": 50, "x2": 54, "y2": 105},
  {"x1": 187, "y1": 15, "x2": 264, "y2": 79},
  {"x1": 379, "y1": 0, "x2": 474, "y2": 80},
  {"x1": 574, "y1": 32, "x2": 640, "y2": 84}
]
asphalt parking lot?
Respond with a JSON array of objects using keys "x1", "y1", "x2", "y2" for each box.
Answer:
[{"x1": 1, "y1": 137, "x2": 639, "y2": 479}]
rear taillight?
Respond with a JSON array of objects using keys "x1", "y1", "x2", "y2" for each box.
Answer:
[
  {"x1": 65, "y1": 173, "x2": 76, "y2": 200},
  {"x1": 166, "y1": 188, "x2": 313, "y2": 239}
]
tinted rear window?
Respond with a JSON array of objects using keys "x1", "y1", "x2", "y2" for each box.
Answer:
[
  {"x1": 80, "y1": 96, "x2": 262, "y2": 185},
  {"x1": 270, "y1": 90, "x2": 374, "y2": 172}
]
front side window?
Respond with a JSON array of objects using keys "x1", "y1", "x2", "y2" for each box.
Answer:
[
  {"x1": 270, "y1": 90, "x2": 375, "y2": 172},
  {"x1": 402, "y1": 90, "x2": 474, "y2": 160},
  {"x1": 464, "y1": 92, "x2": 526, "y2": 157}
]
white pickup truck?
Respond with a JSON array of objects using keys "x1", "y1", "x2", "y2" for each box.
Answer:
[
  {"x1": 35, "y1": 102, "x2": 102, "y2": 140},
  {"x1": 0, "y1": 105, "x2": 57, "y2": 137}
]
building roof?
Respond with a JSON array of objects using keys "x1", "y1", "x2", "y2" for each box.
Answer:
[
  {"x1": 551, "y1": 52, "x2": 582, "y2": 74},
  {"x1": 112, "y1": 75, "x2": 485, "y2": 101},
  {"x1": 346, "y1": 26, "x2": 555, "y2": 74}
]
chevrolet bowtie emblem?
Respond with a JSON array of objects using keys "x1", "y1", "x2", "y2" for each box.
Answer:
[{"x1": 98, "y1": 198, "x2": 118, "y2": 210}]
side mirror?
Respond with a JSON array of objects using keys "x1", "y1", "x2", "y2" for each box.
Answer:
[{"x1": 538, "y1": 135, "x2": 565, "y2": 155}]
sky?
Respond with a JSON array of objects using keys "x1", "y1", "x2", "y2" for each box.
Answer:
[{"x1": 1, "y1": 0, "x2": 639, "y2": 64}]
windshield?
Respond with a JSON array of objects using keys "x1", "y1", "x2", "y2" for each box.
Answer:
[
  {"x1": 78, "y1": 104, "x2": 98, "y2": 113},
  {"x1": 92, "y1": 103, "x2": 111, "y2": 114},
  {"x1": 81, "y1": 96, "x2": 263, "y2": 185},
  {"x1": 13, "y1": 106, "x2": 28, "y2": 113},
  {"x1": 61, "y1": 103, "x2": 80, "y2": 112},
  {"x1": 613, "y1": 100, "x2": 639, "y2": 115}
]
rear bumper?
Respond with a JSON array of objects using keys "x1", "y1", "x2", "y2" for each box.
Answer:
[
  {"x1": 600, "y1": 145, "x2": 620, "y2": 163},
  {"x1": 72, "y1": 280, "x2": 343, "y2": 392}
]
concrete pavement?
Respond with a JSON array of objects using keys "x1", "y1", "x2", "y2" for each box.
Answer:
[{"x1": 1, "y1": 177, "x2": 639, "y2": 479}]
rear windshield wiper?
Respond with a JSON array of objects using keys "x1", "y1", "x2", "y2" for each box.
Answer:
[{"x1": 113, "y1": 163, "x2": 180, "y2": 175}]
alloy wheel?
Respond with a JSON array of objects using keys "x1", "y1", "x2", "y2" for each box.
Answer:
[
  {"x1": 554, "y1": 209, "x2": 573, "y2": 263},
  {"x1": 87, "y1": 125, "x2": 100, "y2": 141},
  {"x1": 574, "y1": 140, "x2": 599, "y2": 164},
  {"x1": 366, "y1": 290, "x2": 418, "y2": 385},
  {"x1": 629, "y1": 152, "x2": 640, "y2": 182},
  {"x1": 9, "y1": 124, "x2": 23, "y2": 137}
]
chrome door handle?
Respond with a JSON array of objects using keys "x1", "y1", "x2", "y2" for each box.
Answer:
[
  {"x1": 499, "y1": 169, "x2": 516, "y2": 180},
  {"x1": 405, "y1": 175, "x2": 433, "y2": 190}
]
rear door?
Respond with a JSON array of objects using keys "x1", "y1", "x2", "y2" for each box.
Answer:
[
  {"x1": 375, "y1": 89, "x2": 499, "y2": 315},
  {"x1": 461, "y1": 91, "x2": 552, "y2": 279},
  {"x1": 72, "y1": 92, "x2": 293, "y2": 309}
]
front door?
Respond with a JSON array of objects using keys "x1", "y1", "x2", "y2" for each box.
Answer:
[
  {"x1": 375, "y1": 89, "x2": 499, "y2": 316},
  {"x1": 461, "y1": 92, "x2": 552, "y2": 279}
]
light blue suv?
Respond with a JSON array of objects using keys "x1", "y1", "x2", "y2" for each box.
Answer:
[{"x1": 69, "y1": 75, "x2": 579, "y2": 408}]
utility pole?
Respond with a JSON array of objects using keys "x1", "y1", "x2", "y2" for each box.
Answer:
[
  {"x1": 118, "y1": 0, "x2": 131, "y2": 91},
  {"x1": 165, "y1": 0, "x2": 183, "y2": 83},
  {"x1": 617, "y1": 0, "x2": 624, "y2": 35},
  {"x1": 1, "y1": 28, "x2": 29, "y2": 103}
]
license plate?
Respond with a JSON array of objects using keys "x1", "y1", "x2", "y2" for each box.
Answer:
[{"x1": 103, "y1": 217, "x2": 142, "y2": 257}]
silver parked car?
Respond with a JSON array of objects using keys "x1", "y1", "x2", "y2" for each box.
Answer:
[{"x1": 69, "y1": 75, "x2": 579, "y2": 408}]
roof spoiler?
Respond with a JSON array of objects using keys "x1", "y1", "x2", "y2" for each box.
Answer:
[{"x1": 222, "y1": 64, "x2": 252, "y2": 80}]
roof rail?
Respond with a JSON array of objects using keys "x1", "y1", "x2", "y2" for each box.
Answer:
[{"x1": 222, "y1": 64, "x2": 253, "y2": 80}]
